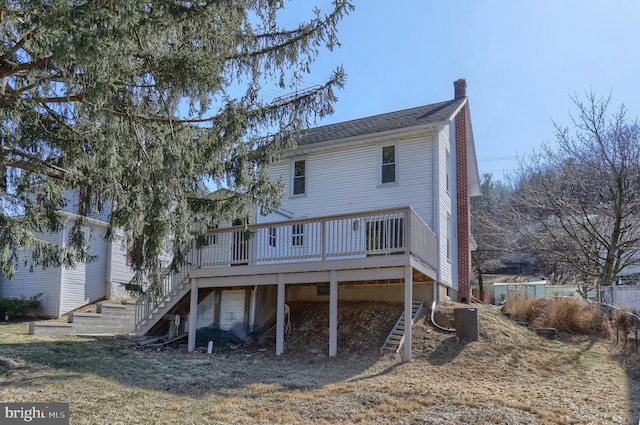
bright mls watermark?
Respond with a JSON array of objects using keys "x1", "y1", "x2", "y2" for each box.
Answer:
[{"x1": 1, "y1": 403, "x2": 68, "y2": 424}]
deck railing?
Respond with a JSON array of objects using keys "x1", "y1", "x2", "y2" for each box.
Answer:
[
  {"x1": 134, "y1": 206, "x2": 438, "y2": 332},
  {"x1": 195, "y1": 206, "x2": 437, "y2": 269}
]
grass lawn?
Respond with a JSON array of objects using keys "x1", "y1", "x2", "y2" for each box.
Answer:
[{"x1": 1, "y1": 303, "x2": 639, "y2": 424}]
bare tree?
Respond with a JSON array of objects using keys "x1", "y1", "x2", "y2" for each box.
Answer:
[
  {"x1": 471, "y1": 173, "x2": 512, "y2": 301},
  {"x1": 511, "y1": 92, "x2": 640, "y2": 298}
]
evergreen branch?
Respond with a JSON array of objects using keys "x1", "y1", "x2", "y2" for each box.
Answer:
[
  {"x1": 1, "y1": 157, "x2": 67, "y2": 180},
  {"x1": 0, "y1": 56, "x2": 53, "y2": 77},
  {"x1": 226, "y1": 1, "x2": 351, "y2": 61},
  {"x1": 10, "y1": 26, "x2": 40, "y2": 54}
]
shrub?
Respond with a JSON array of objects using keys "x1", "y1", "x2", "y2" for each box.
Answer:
[
  {"x1": 0, "y1": 293, "x2": 42, "y2": 320},
  {"x1": 504, "y1": 292, "x2": 610, "y2": 337},
  {"x1": 613, "y1": 307, "x2": 636, "y2": 346}
]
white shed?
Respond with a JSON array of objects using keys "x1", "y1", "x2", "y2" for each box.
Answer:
[{"x1": 493, "y1": 280, "x2": 547, "y2": 305}]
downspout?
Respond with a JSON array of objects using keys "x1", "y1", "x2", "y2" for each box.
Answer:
[
  {"x1": 431, "y1": 301, "x2": 455, "y2": 332},
  {"x1": 56, "y1": 221, "x2": 66, "y2": 317},
  {"x1": 105, "y1": 238, "x2": 113, "y2": 299}
]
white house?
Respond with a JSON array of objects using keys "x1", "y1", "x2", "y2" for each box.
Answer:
[
  {"x1": 0, "y1": 189, "x2": 136, "y2": 317},
  {"x1": 133, "y1": 78, "x2": 481, "y2": 361}
]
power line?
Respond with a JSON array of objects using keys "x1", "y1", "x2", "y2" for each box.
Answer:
[{"x1": 478, "y1": 154, "x2": 534, "y2": 162}]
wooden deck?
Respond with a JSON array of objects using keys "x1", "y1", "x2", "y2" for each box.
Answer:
[{"x1": 134, "y1": 206, "x2": 439, "y2": 361}]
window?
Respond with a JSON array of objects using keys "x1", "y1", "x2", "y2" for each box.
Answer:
[
  {"x1": 317, "y1": 285, "x2": 330, "y2": 296},
  {"x1": 380, "y1": 144, "x2": 397, "y2": 184},
  {"x1": 366, "y1": 218, "x2": 404, "y2": 251},
  {"x1": 446, "y1": 214, "x2": 452, "y2": 261},
  {"x1": 291, "y1": 224, "x2": 304, "y2": 246},
  {"x1": 291, "y1": 158, "x2": 306, "y2": 196},
  {"x1": 445, "y1": 149, "x2": 451, "y2": 194},
  {"x1": 268, "y1": 227, "x2": 277, "y2": 248}
]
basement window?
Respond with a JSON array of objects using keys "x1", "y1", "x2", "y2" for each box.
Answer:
[{"x1": 317, "y1": 285, "x2": 330, "y2": 296}]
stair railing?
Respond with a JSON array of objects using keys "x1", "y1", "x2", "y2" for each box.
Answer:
[
  {"x1": 380, "y1": 300, "x2": 424, "y2": 353},
  {"x1": 134, "y1": 241, "x2": 195, "y2": 332}
]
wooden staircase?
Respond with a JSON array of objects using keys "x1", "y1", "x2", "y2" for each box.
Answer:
[
  {"x1": 134, "y1": 281, "x2": 191, "y2": 336},
  {"x1": 381, "y1": 300, "x2": 424, "y2": 353},
  {"x1": 134, "y1": 245, "x2": 195, "y2": 336}
]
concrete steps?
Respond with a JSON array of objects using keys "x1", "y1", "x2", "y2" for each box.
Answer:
[{"x1": 29, "y1": 301, "x2": 136, "y2": 337}]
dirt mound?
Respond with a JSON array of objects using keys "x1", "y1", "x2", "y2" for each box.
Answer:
[
  {"x1": 285, "y1": 301, "x2": 403, "y2": 354},
  {"x1": 280, "y1": 301, "x2": 493, "y2": 357}
]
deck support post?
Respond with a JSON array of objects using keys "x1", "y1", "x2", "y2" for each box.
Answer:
[
  {"x1": 187, "y1": 278, "x2": 198, "y2": 352},
  {"x1": 276, "y1": 273, "x2": 285, "y2": 356},
  {"x1": 404, "y1": 265, "x2": 413, "y2": 362},
  {"x1": 329, "y1": 270, "x2": 338, "y2": 357}
]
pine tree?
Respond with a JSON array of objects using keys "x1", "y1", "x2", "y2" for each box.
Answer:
[{"x1": 0, "y1": 1, "x2": 353, "y2": 292}]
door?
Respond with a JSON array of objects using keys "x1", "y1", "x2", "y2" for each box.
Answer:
[
  {"x1": 231, "y1": 219, "x2": 248, "y2": 265},
  {"x1": 219, "y1": 290, "x2": 246, "y2": 331}
]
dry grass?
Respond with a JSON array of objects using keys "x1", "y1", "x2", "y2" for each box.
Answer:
[
  {"x1": 1, "y1": 302, "x2": 639, "y2": 424},
  {"x1": 503, "y1": 292, "x2": 611, "y2": 336}
]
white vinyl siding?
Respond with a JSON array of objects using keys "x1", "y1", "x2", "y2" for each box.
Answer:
[
  {"x1": 437, "y1": 125, "x2": 455, "y2": 288},
  {"x1": 0, "y1": 230, "x2": 63, "y2": 317},
  {"x1": 108, "y1": 232, "x2": 136, "y2": 290},
  {"x1": 267, "y1": 136, "x2": 435, "y2": 228},
  {"x1": 59, "y1": 222, "x2": 108, "y2": 314},
  {"x1": 61, "y1": 189, "x2": 111, "y2": 222},
  {"x1": 446, "y1": 214, "x2": 452, "y2": 262},
  {"x1": 445, "y1": 149, "x2": 451, "y2": 194}
]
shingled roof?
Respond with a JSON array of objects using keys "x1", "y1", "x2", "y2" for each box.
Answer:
[{"x1": 296, "y1": 97, "x2": 466, "y2": 146}]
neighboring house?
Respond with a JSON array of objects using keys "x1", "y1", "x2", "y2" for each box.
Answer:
[
  {"x1": 599, "y1": 266, "x2": 640, "y2": 312},
  {"x1": 493, "y1": 280, "x2": 547, "y2": 304},
  {"x1": 134, "y1": 78, "x2": 481, "y2": 361},
  {"x1": 0, "y1": 189, "x2": 136, "y2": 317}
]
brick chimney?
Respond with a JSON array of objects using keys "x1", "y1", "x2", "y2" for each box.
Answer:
[
  {"x1": 454, "y1": 78, "x2": 467, "y2": 98},
  {"x1": 454, "y1": 78, "x2": 471, "y2": 303}
]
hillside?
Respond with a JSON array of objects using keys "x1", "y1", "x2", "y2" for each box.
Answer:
[{"x1": 1, "y1": 301, "x2": 639, "y2": 424}]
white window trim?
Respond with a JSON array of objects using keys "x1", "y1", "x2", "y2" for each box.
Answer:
[
  {"x1": 290, "y1": 157, "x2": 308, "y2": 197},
  {"x1": 378, "y1": 143, "x2": 398, "y2": 186},
  {"x1": 445, "y1": 149, "x2": 451, "y2": 195}
]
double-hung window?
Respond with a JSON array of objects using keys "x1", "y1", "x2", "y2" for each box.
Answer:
[
  {"x1": 291, "y1": 224, "x2": 304, "y2": 247},
  {"x1": 380, "y1": 144, "x2": 397, "y2": 185},
  {"x1": 291, "y1": 158, "x2": 307, "y2": 196},
  {"x1": 268, "y1": 227, "x2": 277, "y2": 248},
  {"x1": 366, "y1": 217, "x2": 404, "y2": 252}
]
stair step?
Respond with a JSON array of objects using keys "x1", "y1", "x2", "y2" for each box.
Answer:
[{"x1": 381, "y1": 300, "x2": 424, "y2": 353}]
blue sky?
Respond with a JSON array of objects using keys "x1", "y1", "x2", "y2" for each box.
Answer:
[{"x1": 283, "y1": 1, "x2": 640, "y2": 181}]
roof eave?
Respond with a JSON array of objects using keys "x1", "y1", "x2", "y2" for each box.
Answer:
[{"x1": 287, "y1": 119, "x2": 448, "y2": 158}]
